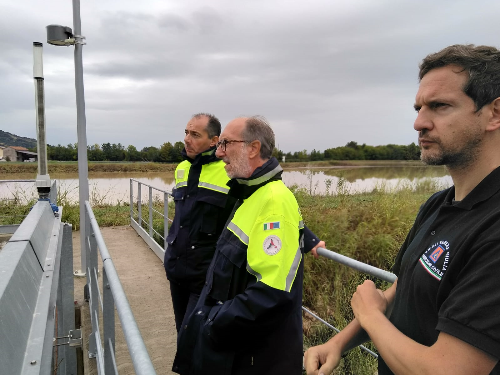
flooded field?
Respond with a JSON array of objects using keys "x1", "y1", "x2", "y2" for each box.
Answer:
[{"x1": 0, "y1": 165, "x2": 451, "y2": 204}]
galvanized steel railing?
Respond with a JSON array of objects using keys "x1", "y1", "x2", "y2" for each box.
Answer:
[
  {"x1": 84, "y1": 200, "x2": 156, "y2": 374},
  {"x1": 129, "y1": 179, "x2": 171, "y2": 260},
  {"x1": 127, "y1": 179, "x2": 397, "y2": 360},
  {"x1": 303, "y1": 247, "x2": 397, "y2": 358}
]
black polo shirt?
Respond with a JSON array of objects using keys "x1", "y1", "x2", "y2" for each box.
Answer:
[{"x1": 378, "y1": 166, "x2": 500, "y2": 374}]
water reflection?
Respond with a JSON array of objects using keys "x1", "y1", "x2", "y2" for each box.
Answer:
[{"x1": 0, "y1": 167, "x2": 451, "y2": 204}]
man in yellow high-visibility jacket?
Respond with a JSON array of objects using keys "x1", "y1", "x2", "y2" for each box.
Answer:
[{"x1": 173, "y1": 116, "x2": 323, "y2": 375}]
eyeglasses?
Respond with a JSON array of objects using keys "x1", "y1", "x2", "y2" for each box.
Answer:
[{"x1": 215, "y1": 139, "x2": 248, "y2": 151}]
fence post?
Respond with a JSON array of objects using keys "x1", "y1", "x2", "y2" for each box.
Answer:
[
  {"x1": 103, "y1": 266, "x2": 116, "y2": 374},
  {"x1": 59, "y1": 223, "x2": 77, "y2": 373},
  {"x1": 138, "y1": 183, "x2": 142, "y2": 229},
  {"x1": 130, "y1": 179, "x2": 133, "y2": 223},
  {"x1": 164, "y1": 192, "x2": 168, "y2": 250},
  {"x1": 88, "y1": 205, "x2": 99, "y2": 359},
  {"x1": 149, "y1": 186, "x2": 153, "y2": 238}
]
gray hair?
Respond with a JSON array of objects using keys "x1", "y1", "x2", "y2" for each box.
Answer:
[
  {"x1": 242, "y1": 116, "x2": 275, "y2": 159},
  {"x1": 419, "y1": 44, "x2": 500, "y2": 111},
  {"x1": 192, "y1": 113, "x2": 221, "y2": 138}
]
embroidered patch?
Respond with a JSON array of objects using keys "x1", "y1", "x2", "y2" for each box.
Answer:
[
  {"x1": 177, "y1": 169, "x2": 185, "y2": 179},
  {"x1": 263, "y1": 221, "x2": 280, "y2": 230},
  {"x1": 419, "y1": 240, "x2": 451, "y2": 281},
  {"x1": 263, "y1": 235, "x2": 282, "y2": 256}
]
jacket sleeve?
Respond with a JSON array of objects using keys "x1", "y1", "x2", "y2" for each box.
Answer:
[{"x1": 302, "y1": 224, "x2": 320, "y2": 253}]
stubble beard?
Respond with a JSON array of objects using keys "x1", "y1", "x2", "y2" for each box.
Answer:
[{"x1": 420, "y1": 133, "x2": 482, "y2": 170}]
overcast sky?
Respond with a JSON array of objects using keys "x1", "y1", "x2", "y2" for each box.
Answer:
[{"x1": 1, "y1": 0, "x2": 499, "y2": 153}]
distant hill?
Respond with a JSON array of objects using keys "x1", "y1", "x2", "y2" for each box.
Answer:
[{"x1": 0, "y1": 130, "x2": 37, "y2": 149}]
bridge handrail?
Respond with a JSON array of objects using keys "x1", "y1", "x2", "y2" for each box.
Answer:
[
  {"x1": 129, "y1": 179, "x2": 171, "y2": 260},
  {"x1": 84, "y1": 200, "x2": 157, "y2": 374},
  {"x1": 128, "y1": 179, "x2": 397, "y2": 360}
]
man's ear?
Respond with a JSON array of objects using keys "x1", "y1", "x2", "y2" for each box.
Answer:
[
  {"x1": 210, "y1": 135, "x2": 219, "y2": 147},
  {"x1": 486, "y1": 97, "x2": 500, "y2": 132},
  {"x1": 248, "y1": 140, "x2": 261, "y2": 159}
]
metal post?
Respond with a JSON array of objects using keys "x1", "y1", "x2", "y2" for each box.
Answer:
[
  {"x1": 88, "y1": 209, "x2": 99, "y2": 358},
  {"x1": 59, "y1": 223, "x2": 77, "y2": 373},
  {"x1": 103, "y1": 267, "x2": 115, "y2": 374},
  {"x1": 149, "y1": 186, "x2": 153, "y2": 237},
  {"x1": 163, "y1": 192, "x2": 168, "y2": 250},
  {"x1": 73, "y1": 0, "x2": 89, "y2": 277},
  {"x1": 130, "y1": 179, "x2": 134, "y2": 222},
  {"x1": 138, "y1": 183, "x2": 142, "y2": 228},
  {"x1": 33, "y1": 42, "x2": 51, "y2": 199}
]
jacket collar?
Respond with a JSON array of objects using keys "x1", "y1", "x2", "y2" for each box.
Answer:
[
  {"x1": 182, "y1": 146, "x2": 219, "y2": 166},
  {"x1": 227, "y1": 157, "x2": 283, "y2": 199}
]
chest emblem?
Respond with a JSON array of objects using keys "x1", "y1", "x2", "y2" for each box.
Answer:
[
  {"x1": 263, "y1": 235, "x2": 282, "y2": 256},
  {"x1": 419, "y1": 240, "x2": 451, "y2": 281}
]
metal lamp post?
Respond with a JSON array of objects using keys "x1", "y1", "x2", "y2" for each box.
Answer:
[{"x1": 46, "y1": 0, "x2": 89, "y2": 276}]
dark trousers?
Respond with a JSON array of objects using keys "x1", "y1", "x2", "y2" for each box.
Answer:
[{"x1": 169, "y1": 280, "x2": 200, "y2": 333}]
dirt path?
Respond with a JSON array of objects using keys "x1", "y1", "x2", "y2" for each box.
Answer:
[{"x1": 72, "y1": 226, "x2": 177, "y2": 374}]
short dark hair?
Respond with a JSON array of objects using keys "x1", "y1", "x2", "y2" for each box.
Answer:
[
  {"x1": 419, "y1": 44, "x2": 500, "y2": 111},
  {"x1": 242, "y1": 116, "x2": 275, "y2": 160},
  {"x1": 192, "y1": 113, "x2": 221, "y2": 138}
]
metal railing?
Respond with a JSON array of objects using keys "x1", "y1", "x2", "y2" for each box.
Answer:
[
  {"x1": 302, "y1": 247, "x2": 397, "y2": 358},
  {"x1": 129, "y1": 179, "x2": 171, "y2": 260},
  {"x1": 84, "y1": 200, "x2": 156, "y2": 374},
  {"x1": 128, "y1": 179, "x2": 397, "y2": 360}
]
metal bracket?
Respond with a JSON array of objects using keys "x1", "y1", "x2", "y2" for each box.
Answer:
[
  {"x1": 74, "y1": 35, "x2": 87, "y2": 45},
  {"x1": 53, "y1": 329, "x2": 82, "y2": 347}
]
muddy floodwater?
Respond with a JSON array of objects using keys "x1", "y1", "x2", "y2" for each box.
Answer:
[{"x1": 0, "y1": 165, "x2": 451, "y2": 204}]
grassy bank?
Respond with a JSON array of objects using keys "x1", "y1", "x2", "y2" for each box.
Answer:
[
  {"x1": 0, "y1": 161, "x2": 177, "y2": 174},
  {"x1": 0, "y1": 159, "x2": 426, "y2": 174},
  {"x1": 1, "y1": 181, "x2": 440, "y2": 374}
]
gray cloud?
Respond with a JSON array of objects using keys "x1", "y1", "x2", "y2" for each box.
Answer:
[{"x1": 1, "y1": 0, "x2": 500, "y2": 152}]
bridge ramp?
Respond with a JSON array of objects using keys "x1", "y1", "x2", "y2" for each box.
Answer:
[{"x1": 73, "y1": 226, "x2": 177, "y2": 374}]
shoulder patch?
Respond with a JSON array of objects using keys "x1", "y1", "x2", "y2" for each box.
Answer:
[
  {"x1": 263, "y1": 235, "x2": 282, "y2": 256},
  {"x1": 177, "y1": 169, "x2": 185, "y2": 179},
  {"x1": 263, "y1": 221, "x2": 280, "y2": 230}
]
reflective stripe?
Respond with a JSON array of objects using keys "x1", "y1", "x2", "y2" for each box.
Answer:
[
  {"x1": 227, "y1": 222, "x2": 250, "y2": 244},
  {"x1": 236, "y1": 165, "x2": 283, "y2": 186},
  {"x1": 285, "y1": 247, "x2": 302, "y2": 292},
  {"x1": 298, "y1": 220, "x2": 304, "y2": 229},
  {"x1": 198, "y1": 182, "x2": 229, "y2": 194},
  {"x1": 246, "y1": 263, "x2": 262, "y2": 282},
  {"x1": 175, "y1": 181, "x2": 187, "y2": 189}
]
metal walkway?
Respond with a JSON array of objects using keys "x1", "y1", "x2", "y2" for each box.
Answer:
[{"x1": 72, "y1": 226, "x2": 177, "y2": 375}]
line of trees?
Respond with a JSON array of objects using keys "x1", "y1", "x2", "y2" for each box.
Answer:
[
  {"x1": 32, "y1": 140, "x2": 420, "y2": 163},
  {"x1": 45, "y1": 142, "x2": 185, "y2": 162},
  {"x1": 274, "y1": 141, "x2": 420, "y2": 162}
]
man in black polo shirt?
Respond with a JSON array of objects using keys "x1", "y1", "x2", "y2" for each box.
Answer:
[{"x1": 305, "y1": 44, "x2": 500, "y2": 374}]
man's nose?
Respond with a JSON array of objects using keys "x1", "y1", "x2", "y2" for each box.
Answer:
[
  {"x1": 414, "y1": 108, "x2": 433, "y2": 132},
  {"x1": 215, "y1": 146, "x2": 224, "y2": 158}
]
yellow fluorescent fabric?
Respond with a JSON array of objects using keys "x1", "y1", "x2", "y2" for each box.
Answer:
[
  {"x1": 229, "y1": 180, "x2": 303, "y2": 292},
  {"x1": 175, "y1": 159, "x2": 229, "y2": 193}
]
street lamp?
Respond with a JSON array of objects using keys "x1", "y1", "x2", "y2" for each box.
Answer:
[{"x1": 46, "y1": 0, "x2": 89, "y2": 277}]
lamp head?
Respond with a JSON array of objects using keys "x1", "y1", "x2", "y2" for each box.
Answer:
[{"x1": 46, "y1": 25, "x2": 74, "y2": 46}]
